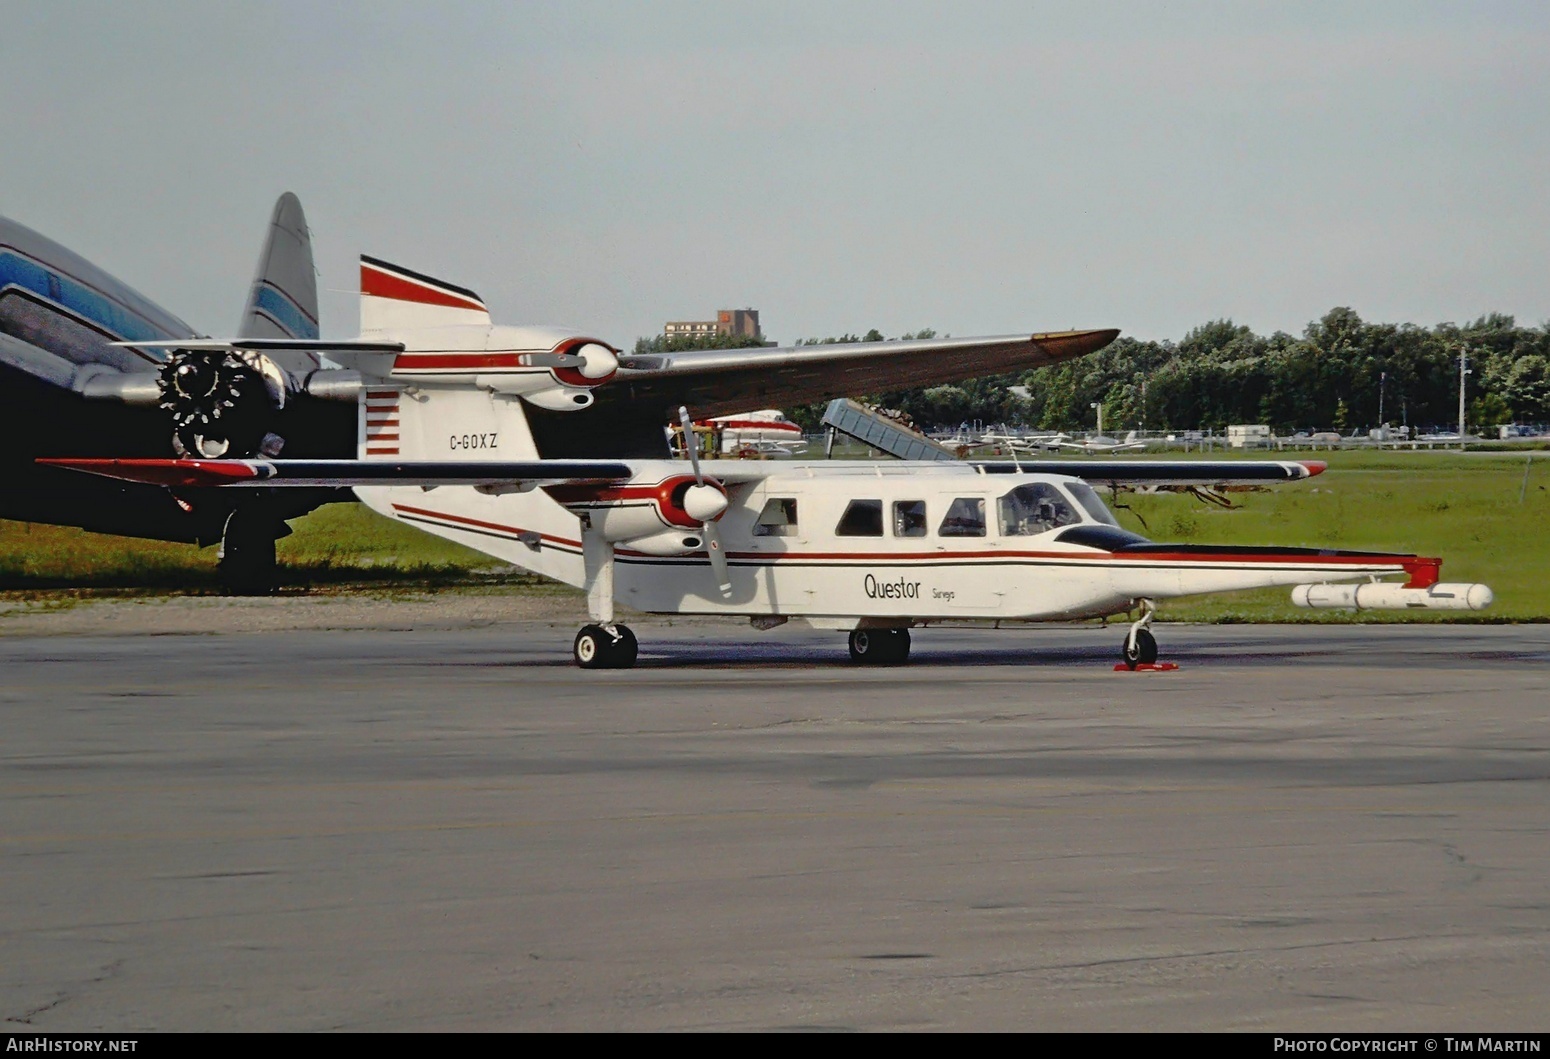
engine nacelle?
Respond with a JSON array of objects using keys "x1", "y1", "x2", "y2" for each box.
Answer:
[
  {"x1": 625, "y1": 530, "x2": 711, "y2": 557},
  {"x1": 1291, "y1": 582, "x2": 1494, "y2": 611},
  {"x1": 547, "y1": 474, "x2": 729, "y2": 544},
  {"x1": 159, "y1": 348, "x2": 288, "y2": 458},
  {"x1": 521, "y1": 386, "x2": 595, "y2": 411}
]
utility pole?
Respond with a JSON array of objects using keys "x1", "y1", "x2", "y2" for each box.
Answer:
[
  {"x1": 1091, "y1": 401, "x2": 1103, "y2": 436},
  {"x1": 1458, "y1": 345, "x2": 1470, "y2": 450},
  {"x1": 1378, "y1": 370, "x2": 1386, "y2": 432}
]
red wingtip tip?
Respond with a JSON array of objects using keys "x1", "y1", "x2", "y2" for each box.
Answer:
[{"x1": 1299, "y1": 460, "x2": 1327, "y2": 476}]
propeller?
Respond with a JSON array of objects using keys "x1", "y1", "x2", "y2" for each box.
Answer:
[{"x1": 678, "y1": 406, "x2": 732, "y2": 595}]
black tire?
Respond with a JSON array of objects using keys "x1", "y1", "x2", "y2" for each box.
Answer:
[
  {"x1": 219, "y1": 509, "x2": 279, "y2": 596},
  {"x1": 1122, "y1": 628, "x2": 1159, "y2": 669},
  {"x1": 611, "y1": 625, "x2": 639, "y2": 669},
  {"x1": 849, "y1": 628, "x2": 910, "y2": 665},
  {"x1": 574, "y1": 624, "x2": 639, "y2": 669},
  {"x1": 574, "y1": 625, "x2": 609, "y2": 669},
  {"x1": 848, "y1": 629, "x2": 878, "y2": 663}
]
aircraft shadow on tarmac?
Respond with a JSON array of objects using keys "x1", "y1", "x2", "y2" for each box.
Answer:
[{"x1": 568, "y1": 634, "x2": 1548, "y2": 672}]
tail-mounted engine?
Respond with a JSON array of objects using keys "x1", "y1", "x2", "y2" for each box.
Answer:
[
  {"x1": 159, "y1": 349, "x2": 288, "y2": 458},
  {"x1": 472, "y1": 340, "x2": 619, "y2": 412}
]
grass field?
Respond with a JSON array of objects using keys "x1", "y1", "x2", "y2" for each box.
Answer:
[
  {"x1": 1, "y1": 450, "x2": 1544, "y2": 619},
  {"x1": 0, "y1": 502, "x2": 530, "y2": 593},
  {"x1": 1105, "y1": 450, "x2": 1549, "y2": 621}
]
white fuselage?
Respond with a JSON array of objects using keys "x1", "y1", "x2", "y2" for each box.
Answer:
[{"x1": 356, "y1": 458, "x2": 1415, "y2": 626}]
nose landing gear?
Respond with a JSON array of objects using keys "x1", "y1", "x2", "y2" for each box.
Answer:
[{"x1": 1119, "y1": 598, "x2": 1175, "y2": 671}]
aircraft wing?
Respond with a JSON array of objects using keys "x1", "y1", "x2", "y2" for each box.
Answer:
[
  {"x1": 38, "y1": 457, "x2": 634, "y2": 489},
  {"x1": 610, "y1": 329, "x2": 1119, "y2": 418},
  {"x1": 972, "y1": 460, "x2": 1326, "y2": 486}
]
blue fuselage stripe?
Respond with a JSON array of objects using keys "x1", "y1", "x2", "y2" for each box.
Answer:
[{"x1": 0, "y1": 249, "x2": 178, "y2": 346}]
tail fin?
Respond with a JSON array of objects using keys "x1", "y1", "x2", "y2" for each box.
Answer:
[
  {"x1": 238, "y1": 193, "x2": 321, "y2": 372},
  {"x1": 360, "y1": 256, "x2": 491, "y2": 333}
]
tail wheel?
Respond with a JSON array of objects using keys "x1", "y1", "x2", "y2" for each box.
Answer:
[{"x1": 1122, "y1": 628, "x2": 1159, "y2": 669}]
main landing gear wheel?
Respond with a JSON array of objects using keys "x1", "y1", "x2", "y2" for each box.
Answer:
[
  {"x1": 218, "y1": 507, "x2": 281, "y2": 596},
  {"x1": 1121, "y1": 628, "x2": 1158, "y2": 669},
  {"x1": 847, "y1": 628, "x2": 911, "y2": 665},
  {"x1": 574, "y1": 624, "x2": 638, "y2": 670}
]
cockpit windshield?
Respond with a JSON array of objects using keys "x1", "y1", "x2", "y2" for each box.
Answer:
[
  {"x1": 997, "y1": 483, "x2": 1082, "y2": 536},
  {"x1": 1063, "y1": 480, "x2": 1120, "y2": 527}
]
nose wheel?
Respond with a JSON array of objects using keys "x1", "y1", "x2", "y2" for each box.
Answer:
[
  {"x1": 574, "y1": 624, "x2": 638, "y2": 669},
  {"x1": 1120, "y1": 598, "x2": 1161, "y2": 670},
  {"x1": 848, "y1": 628, "x2": 911, "y2": 665},
  {"x1": 1122, "y1": 627, "x2": 1158, "y2": 668}
]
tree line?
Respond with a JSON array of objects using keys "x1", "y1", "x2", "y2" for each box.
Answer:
[{"x1": 635, "y1": 308, "x2": 1550, "y2": 434}]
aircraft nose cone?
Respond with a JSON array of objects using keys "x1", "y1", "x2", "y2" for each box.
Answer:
[
  {"x1": 574, "y1": 343, "x2": 618, "y2": 380},
  {"x1": 682, "y1": 483, "x2": 728, "y2": 522}
]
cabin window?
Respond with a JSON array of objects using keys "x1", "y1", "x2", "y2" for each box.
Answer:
[
  {"x1": 997, "y1": 483, "x2": 1081, "y2": 536},
  {"x1": 835, "y1": 499, "x2": 884, "y2": 537},
  {"x1": 938, "y1": 497, "x2": 986, "y2": 537},
  {"x1": 754, "y1": 497, "x2": 798, "y2": 537},
  {"x1": 893, "y1": 500, "x2": 927, "y2": 538},
  {"x1": 1063, "y1": 481, "x2": 1119, "y2": 527}
]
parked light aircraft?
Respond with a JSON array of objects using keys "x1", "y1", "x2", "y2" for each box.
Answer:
[
  {"x1": 980, "y1": 429, "x2": 1068, "y2": 454},
  {"x1": 49, "y1": 255, "x2": 1494, "y2": 668},
  {"x1": 692, "y1": 410, "x2": 808, "y2": 456},
  {"x1": 1058, "y1": 430, "x2": 1148, "y2": 455}
]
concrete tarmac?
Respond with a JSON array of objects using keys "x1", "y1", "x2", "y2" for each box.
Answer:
[{"x1": 1, "y1": 611, "x2": 1548, "y2": 1031}]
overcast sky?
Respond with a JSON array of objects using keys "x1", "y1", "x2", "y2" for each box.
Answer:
[{"x1": 3, "y1": 1, "x2": 1547, "y2": 346}]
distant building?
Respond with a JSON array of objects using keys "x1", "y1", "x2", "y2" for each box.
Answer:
[{"x1": 664, "y1": 308, "x2": 761, "y2": 341}]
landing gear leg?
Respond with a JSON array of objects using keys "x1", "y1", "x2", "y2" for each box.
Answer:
[
  {"x1": 574, "y1": 526, "x2": 639, "y2": 669},
  {"x1": 218, "y1": 506, "x2": 282, "y2": 596},
  {"x1": 1121, "y1": 598, "x2": 1159, "y2": 669}
]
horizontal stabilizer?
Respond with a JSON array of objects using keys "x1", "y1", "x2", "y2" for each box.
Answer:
[
  {"x1": 113, "y1": 337, "x2": 405, "y2": 376},
  {"x1": 38, "y1": 457, "x2": 633, "y2": 490},
  {"x1": 971, "y1": 460, "x2": 1325, "y2": 486},
  {"x1": 114, "y1": 338, "x2": 405, "y2": 354}
]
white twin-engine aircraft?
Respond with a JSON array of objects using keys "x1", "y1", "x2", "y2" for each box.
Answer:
[{"x1": 48, "y1": 258, "x2": 1494, "y2": 669}]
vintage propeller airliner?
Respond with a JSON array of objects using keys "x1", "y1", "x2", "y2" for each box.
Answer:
[{"x1": 45, "y1": 257, "x2": 1494, "y2": 669}]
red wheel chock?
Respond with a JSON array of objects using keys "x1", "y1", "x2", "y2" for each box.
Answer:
[{"x1": 1113, "y1": 662, "x2": 1180, "y2": 673}]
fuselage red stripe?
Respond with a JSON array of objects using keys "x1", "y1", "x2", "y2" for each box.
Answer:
[
  {"x1": 391, "y1": 503, "x2": 580, "y2": 549},
  {"x1": 386, "y1": 505, "x2": 1425, "y2": 578}
]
